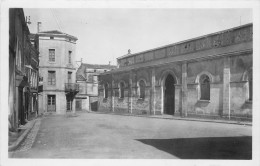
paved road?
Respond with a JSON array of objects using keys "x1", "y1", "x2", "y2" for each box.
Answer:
[{"x1": 11, "y1": 112, "x2": 252, "y2": 159}]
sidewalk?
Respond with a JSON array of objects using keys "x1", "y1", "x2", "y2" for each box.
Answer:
[
  {"x1": 89, "y1": 111, "x2": 252, "y2": 126},
  {"x1": 8, "y1": 119, "x2": 37, "y2": 152}
]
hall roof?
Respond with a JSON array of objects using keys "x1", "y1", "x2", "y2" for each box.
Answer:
[{"x1": 117, "y1": 23, "x2": 253, "y2": 60}]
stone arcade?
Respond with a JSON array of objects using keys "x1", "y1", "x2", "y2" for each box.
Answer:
[{"x1": 97, "y1": 23, "x2": 253, "y2": 121}]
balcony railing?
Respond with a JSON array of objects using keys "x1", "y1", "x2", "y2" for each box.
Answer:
[{"x1": 65, "y1": 83, "x2": 79, "y2": 92}]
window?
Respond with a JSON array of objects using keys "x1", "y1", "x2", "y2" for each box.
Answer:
[
  {"x1": 39, "y1": 76, "x2": 43, "y2": 82},
  {"x1": 49, "y1": 49, "x2": 55, "y2": 62},
  {"x1": 104, "y1": 83, "x2": 108, "y2": 98},
  {"x1": 138, "y1": 80, "x2": 146, "y2": 99},
  {"x1": 119, "y1": 82, "x2": 125, "y2": 98},
  {"x1": 199, "y1": 74, "x2": 210, "y2": 100},
  {"x1": 68, "y1": 51, "x2": 72, "y2": 63},
  {"x1": 50, "y1": 36, "x2": 54, "y2": 39},
  {"x1": 48, "y1": 71, "x2": 56, "y2": 85},
  {"x1": 68, "y1": 72, "x2": 72, "y2": 83}
]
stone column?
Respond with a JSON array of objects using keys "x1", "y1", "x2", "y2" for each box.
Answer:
[
  {"x1": 182, "y1": 62, "x2": 188, "y2": 117},
  {"x1": 129, "y1": 71, "x2": 133, "y2": 114},
  {"x1": 223, "y1": 56, "x2": 231, "y2": 119},
  {"x1": 151, "y1": 67, "x2": 156, "y2": 115},
  {"x1": 111, "y1": 74, "x2": 114, "y2": 112}
]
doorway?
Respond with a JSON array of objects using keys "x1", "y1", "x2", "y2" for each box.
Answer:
[
  {"x1": 47, "y1": 95, "x2": 56, "y2": 112},
  {"x1": 76, "y1": 99, "x2": 82, "y2": 111},
  {"x1": 164, "y1": 74, "x2": 175, "y2": 115}
]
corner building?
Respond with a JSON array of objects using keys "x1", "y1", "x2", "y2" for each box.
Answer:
[
  {"x1": 38, "y1": 31, "x2": 78, "y2": 114},
  {"x1": 98, "y1": 23, "x2": 253, "y2": 121}
]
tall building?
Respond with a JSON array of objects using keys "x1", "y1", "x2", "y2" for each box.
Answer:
[
  {"x1": 9, "y1": 8, "x2": 40, "y2": 131},
  {"x1": 76, "y1": 63, "x2": 116, "y2": 111},
  {"x1": 37, "y1": 30, "x2": 79, "y2": 114},
  {"x1": 98, "y1": 23, "x2": 253, "y2": 121}
]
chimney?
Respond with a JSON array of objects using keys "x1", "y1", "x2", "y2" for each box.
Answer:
[
  {"x1": 109, "y1": 61, "x2": 111, "y2": 65},
  {"x1": 128, "y1": 49, "x2": 131, "y2": 54},
  {"x1": 37, "y1": 22, "x2": 42, "y2": 33}
]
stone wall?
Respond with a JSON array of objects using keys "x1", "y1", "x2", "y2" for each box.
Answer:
[{"x1": 98, "y1": 24, "x2": 252, "y2": 121}]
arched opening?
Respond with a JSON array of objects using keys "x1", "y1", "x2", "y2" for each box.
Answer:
[
  {"x1": 248, "y1": 69, "x2": 252, "y2": 101},
  {"x1": 104, "y1": 83, "x2": 108, "y2": 99},
  {"x1": 119, "y1": 82, "x2": 125, "y2": 98},
  {"x1": 199, "y1": 74, "x2": 210, "y2": 100},
  {"x1": 164, "y1": 74, "x2": 175, "y2": 115},
  {"x1": 138, "y1": 80, "x2": 146, "y2": 99}
]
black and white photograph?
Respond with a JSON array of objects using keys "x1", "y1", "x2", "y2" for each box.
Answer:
[{"x1": 1, "y1": 0, "x2": 260, "y2": 166}]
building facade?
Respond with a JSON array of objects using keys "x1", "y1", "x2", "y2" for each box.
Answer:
[
  {"x1": 98, "y1": 23, "x2": 253, "y2": 121},
  {"x1": 76, "y1": 63, "x2": 116, "y2": 111},
  {"x1": 9, "y1": 8, "x2": 40, "y2": 131},
  {"x1": 38, "y1": 30, "x2": 79, "y2": 114}
]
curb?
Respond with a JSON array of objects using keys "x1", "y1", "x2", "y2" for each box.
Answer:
[
  {"x1": 89, "y1": 111, "x2": 252, "y2": 126},
  {"x1": 8, "y1": 119, "x2": 37, "y2": 152}
]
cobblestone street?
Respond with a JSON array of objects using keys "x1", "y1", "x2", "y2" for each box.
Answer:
[{"x1": 11, "y1": 112, "x2": 252, "y2": 159}]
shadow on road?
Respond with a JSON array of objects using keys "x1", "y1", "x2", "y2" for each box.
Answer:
[{"x1": 136, "y1": 136, "x2": 252, "y2": 159}]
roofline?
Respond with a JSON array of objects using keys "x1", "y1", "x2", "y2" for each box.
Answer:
[
  {"x1": 80, "y1": 63, "x2": 117, "y2": 68},
  {"x1": 37, "y1": 31, "x2": 78, "y2": 40},
  {"x1": 117, "y1": 23, "x2": 253, "y2": 60}
]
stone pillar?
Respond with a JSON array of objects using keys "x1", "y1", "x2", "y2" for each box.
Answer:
[
  {"x1": 129, "y1": 71, "x2": 133, "y2": 114},
  {"x1": 111, "y1": 74, "x2": 114, "y2": 112},
  {"x1": 181, "y1": 62, "x2": 188, "y2": 117},
  {"x1": 223, "y1": 56, "x2": 231, "y2": 119},
  {"x1": 151, "y1": 67, "x2": 156, "y2": 115}
]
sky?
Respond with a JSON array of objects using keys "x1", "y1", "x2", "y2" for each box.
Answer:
[{"x1": 23, "y1": 8, "x2": 252, "y2": 65}]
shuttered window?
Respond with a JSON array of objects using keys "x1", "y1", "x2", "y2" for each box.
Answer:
[
  {"x1": 48, "y1": 71, "x2": 56, "y2": 85},
  {"x1": 200, "y1": 75, "x2": 210, "y2": 100},
  {"x1": 49, "y1": 49, "x2": 55, "y2": 62},
  {"x1": 68, "y1": 72, "x2": 72, "y2": 83}
]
